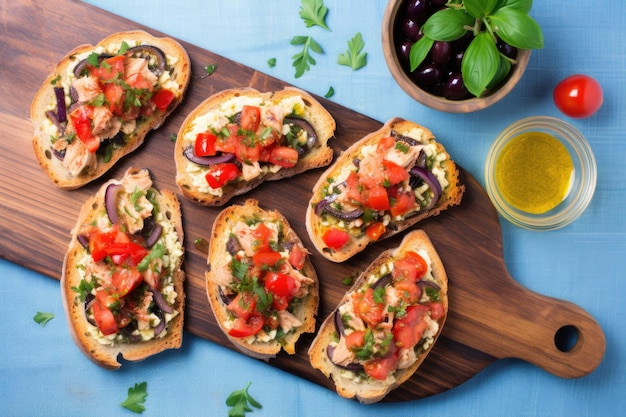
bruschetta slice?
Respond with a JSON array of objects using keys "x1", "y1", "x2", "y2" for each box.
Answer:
[
  {"x1": 61, "y1": 167, "x2": 185, "y2": 369},
  {"x1": 308, "y1": 229, "x2": 448, "y2": 403},
  {"x1": 206, "y1": 199, "x2": 319, "y2": 359},
  {"x1": 175, "y1": 87, "x2": 336, "y2": 206},
  {"x1": 31, "y1": 31, "x2": 191, "y2": 189},
  {"x1": 306, "y1": 117, "x2": 464, "y2": 262}
]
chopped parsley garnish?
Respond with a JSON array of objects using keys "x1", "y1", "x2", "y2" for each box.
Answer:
[
  {"x1": 120, "y1": 382, "x2": 148, "y2": 414},
  {"x1": 33, "y1": 312, "x2": 55, "y2": 327}
]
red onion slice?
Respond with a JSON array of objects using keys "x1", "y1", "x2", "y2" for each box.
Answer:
[
  {"x1": 183, "y1": 146, "x2": 236, "y2": 166},
  {"x1": 54, "y1": 86, "x2": 67, "y2": 123},
  {"x1": 145, "y1": 224, "x2": 162, "y2": 248},
  {"x1": 409, "y1": 166, "x2": 442, "y2": 210},
  {"x1": 151, "y1": 289, "x2": 173, "y2": 315},
  {"x1": 104, "y1": 183, "x2": 123, "y2": 225}
]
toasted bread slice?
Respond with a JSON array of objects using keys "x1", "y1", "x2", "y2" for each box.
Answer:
[
  {"x1": 61, "y1": 168, "x2": 185, "y2": 369},
  {"x1": 308, "y1": 229, "x2": 448, "y2": 403},
  {"x1": 31, "y1": 31, "x2": 191, "y2": 189},
  {"x1": 206, "y1": 199, "x2": 319, "y2": 360},
  {"x1": 306, "y1": 117, "x2": 464, "y2": 262},
  {"x1": 175, "y1": 87, "x2": 336, "y2": 206}
]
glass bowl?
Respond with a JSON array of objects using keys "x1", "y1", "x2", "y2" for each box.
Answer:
[{"x1": 484, "y1": 116, "x2": 597, "y2": 230}]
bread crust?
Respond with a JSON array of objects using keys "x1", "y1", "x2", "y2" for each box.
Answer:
[
  {"x1": 306, "y1": 117, "x2": 464, "y2": 262},
  {"x1": 175, "y1": 87, "x2": 336, "y2": 206},
  {"x1": 308, "y1": 229, "x2": 448, "y2": 403},
  {"x1": 61, "y1": 167, "x2": 185, "y2": 369},
  {"x1": 206, "y1": 199, "x2": 319, "y2": 360},
  {"x1": 31, "y1": 31, "x2": 191, "y2": 190}
]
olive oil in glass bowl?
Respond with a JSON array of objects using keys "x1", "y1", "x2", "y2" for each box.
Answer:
[{"x1": 485, "y1": 117, "x2": 597, "y2": 230}]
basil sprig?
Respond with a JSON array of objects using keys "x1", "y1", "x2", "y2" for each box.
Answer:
[{"x1": 409, "y1": 0, "x2": 543, "y2": 97}]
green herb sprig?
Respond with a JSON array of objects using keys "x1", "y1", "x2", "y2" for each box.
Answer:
[
  {"x1": 226, "y1": 381, "x2": 262, "y2": 417},
  {"x1": 337, "y1": 32, "x2": 367, "y2": 70},
  {"x1": 410, "y1": 0, "x2": 543, "y2": 97},
  {"x1": 33, "y1": 312, "x2": 54, "y2": 327},
  {"x1": 299, "y1": 0, "x2": 330, "y2": 31},
  {"x1": 290, "y1": 35, "x2": 324, "y2": 78},
  {"x1": 120, "y1": 382, "x2": 148, "y2": 414}
]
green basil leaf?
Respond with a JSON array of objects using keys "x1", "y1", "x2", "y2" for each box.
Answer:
[
  {"x1": 489, "y1": 8, "x2": 544, "y2": 49},
  {"x1": 487, "y1": 54, "x2": 512, "y2": 90},
  {"x1": 464, "y1": 0, "x2": 499, "y2": 18},
  {"x1": 423, "y1": 9, "x2": 474, "y2": 41},
  {"x1": 461, "y1": 32, "x2": 500, "y2": 97},
  {"x1": 496, "y1": 0, "x2": 533, "y2": 13},
  {"x1": 409, "y1": 36, "x2": 434, "y2": 72}
]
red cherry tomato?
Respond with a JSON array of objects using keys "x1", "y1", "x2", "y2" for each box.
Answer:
[
  {"x1": 553, "y1": 74, "x2": 603, "y2": 118},
  {"x1": 322, "y1": 228, "x2": 350, "y2": 250}
]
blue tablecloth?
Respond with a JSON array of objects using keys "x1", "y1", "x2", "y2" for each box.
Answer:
[{"x1": 2, "y1": 1, "x2": 624, "y2": 415}]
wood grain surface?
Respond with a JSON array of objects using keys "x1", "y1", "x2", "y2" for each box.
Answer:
[{"x1": 0, "y1": 0, "x2": 605, "y2": 402}]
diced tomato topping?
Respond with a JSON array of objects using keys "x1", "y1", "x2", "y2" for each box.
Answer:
[
  {"x1": 376, "y1": 136, "x2": 396, "y2": 153},
  {"x1": 89, "y1": 226, "x2": 128, "y2": 262},
  {"x1": 363, "y1": 343, "x2": 399, "y2": 381},
  {"x1": 264, "y1": 272, "x2": 297, "y2": 298},
  {"x1": 195, "y1": 132, "x2": 218, "y2": 157},
  {"x1": 322, "y1": 228, "x2": 350, "y2": 250},
  {"x1": 393, "y1": 278, "x2": 421, "y2": 305},
  {"x1": 92, "y1": 299, "x2": 118, "y2": 336},
  {"x1": 69, "y1": 105, "x2": 99, "y2": 153},
  {"x1": 392, "y1": 304, "x2": 430, "y2": 350},
  {"x1": 269, "y1": 146, "x2": 298, "y2": 168},
  {"x1": 429, "y1": 302, "x2": 445, "y2": 320},
  {"x1": 111, "y1": 268, "x2": 143, "y2": 297},
  {"x1": 95, "y1": 288, "x2": 118, "y2": 309},
  {"x1": 393, "y1": 251, "x2": 428, "y2": 281},
  {"x1": 125, "y1": 71, "x2": 153, "y2": 91},
  {"x1": 352, "y1": 287, "x2": 385, "y2": 327},
  {"x1": 103, "y1": 83, "x2": 125, "y2": 115},
  {"x1": 271, "y1": 295, "x2": 290, "y2": 311},
  {"x1": 365, "y1": 222, "x2": 386, "y2": 241},
  {"x1": 383, "y1": 160, "x2": 410, "y2": 186},
  {"x1": 228, "y1": 315, "x2": 265, "y2": 338},
  {"x1": 89, "y1": 55, "x2": 125, "y2": 81},
  {"x1": 103, "y1": 242, "x2": 149, "y2": 266},
  {"x1": 240, "y1": 105, "x2": 261, "y2": 132},
  {"x1": 251, "y1": 222, "x2": 274, "y2": 254},
  {"x1": 205, "y1": 163, "x2": 241, "y2": 188},
  {"x1": 344, "y1": 171, "x2": 363, "y2": 204},
  {"x1": 252, "y1": 251, "x2": 282, "y2": 268},
  {"x1": 288, "y1": 244, "x2": 307, "y2": 270},
  {"x1": 390, "y1": 191, "x2": 416, "y2": 217},
  {"x1": 364, "y1": 185, "x2": 390, "y2": 211},
  {"x1": 344, "y1": 330, "x2": 366, "y2": 351},
  {"x1": 227, "y1": 292, "x2": 257, "y2": 321},
  {"x1": 151, "y1": 88, "x2": 176, "y2": 112}
]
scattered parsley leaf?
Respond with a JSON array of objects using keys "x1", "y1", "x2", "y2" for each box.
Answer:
[
  {"x1": 324, "y1": 86, "x2": 335, "y2": 98},
  {"x1": 342, "y1": 272, "x2": 358, "y2": 286},
  {"x1": 120, "y1": 382, "x2": 148, "y2": 414},
  {"x1": 337, "y1": 32, "x2": 367, "y2": 70},
  {"x1": 117, "y1": 41, "x2": 130, "y2": 55},
  {"x1": 170, "y1": 133, "x2": 177, "y2": 142},
  {"x1": 290, "y1": 35, "x2": 324, "y2": 78},
  {"x1": 201, "y1": 64, "x2": 218, "y2": 79},
  {"x1": 299, "y1": 0, "x2": 330, "y2": 31},
  {"x1": 267, "y1": 58, "x2": 276, "y2": 68},
  {"x1": 50, "y1": 75, "x2": 61, "y2": 85},
  {"x1": 33, "y1": 312, "x2": 54, "y2": 327},
  {"x1": 226, "y1": 382, "x2": 262, "y2": 417}
]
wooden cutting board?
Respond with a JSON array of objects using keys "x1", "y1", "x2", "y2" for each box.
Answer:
[{"x1": 0, "y1": 0, "x2": 605, "y2": 401}]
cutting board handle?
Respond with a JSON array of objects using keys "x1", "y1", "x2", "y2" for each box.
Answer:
[{"x1": 452, "y1": 276, "x2": 606, "y2": 378}]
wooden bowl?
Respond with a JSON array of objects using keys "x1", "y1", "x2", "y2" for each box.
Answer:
[{"x1": 381, "y1": 0, "x2": 530, "y2": 113}]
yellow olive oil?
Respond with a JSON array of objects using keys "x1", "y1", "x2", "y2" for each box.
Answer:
[{"x1": 495, "y1": 131, "x2": 574, "y2": 214}]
